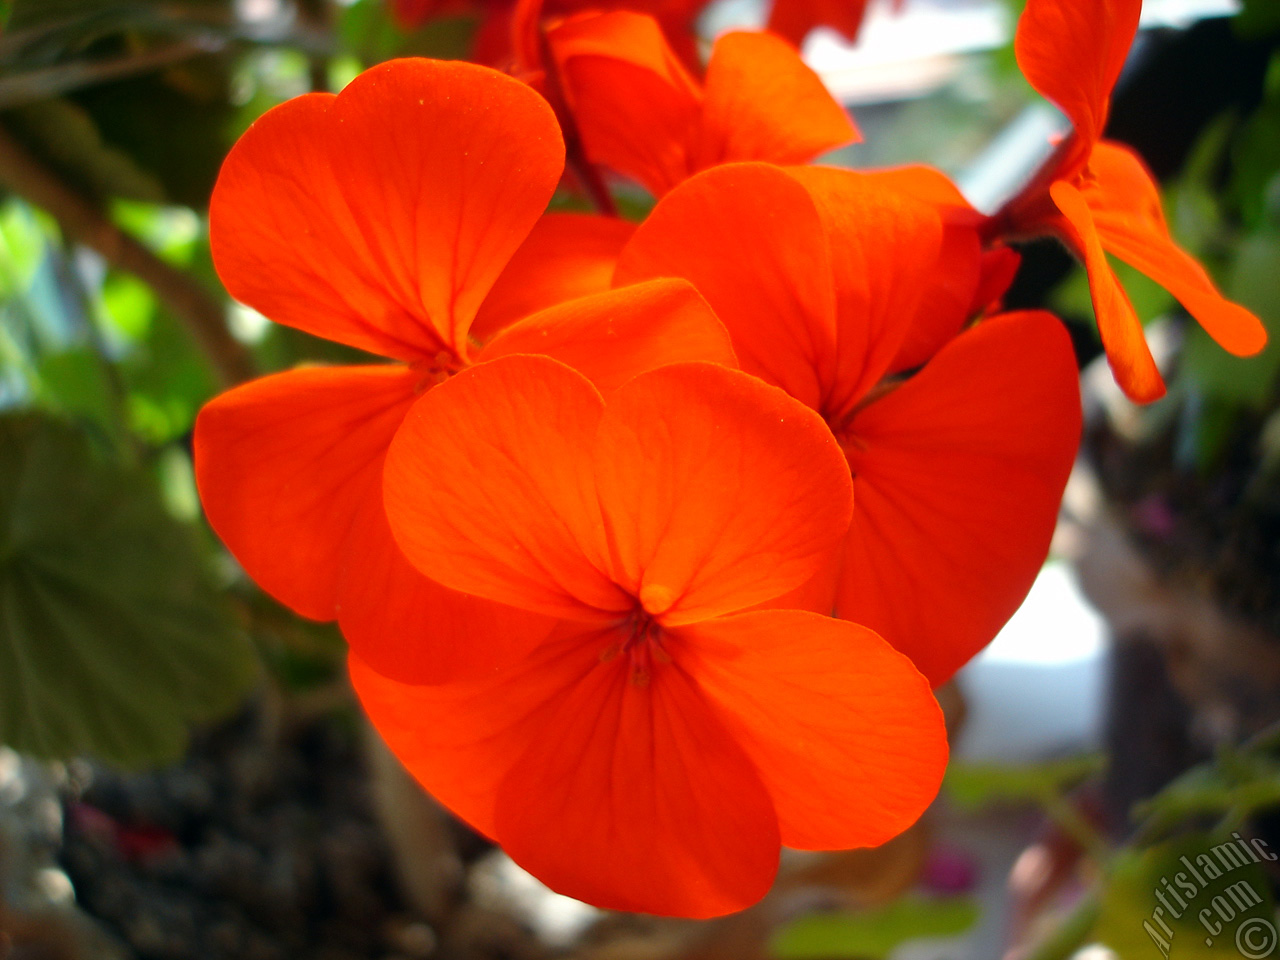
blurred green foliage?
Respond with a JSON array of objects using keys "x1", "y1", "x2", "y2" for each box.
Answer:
[
  {"x1": 0, "y1": 0, "x2": 532, "y2": 771},
  {"x1": 0, "y1": 0, "x2": 399, "y2": 765},
  {"x1": 945, "y1": 755, "x2": 1105, "y2": 811},
  {"x1": 0, "y1": 412, "x2": 257, "y2": 766},
  {"x1": 772, "y1": 896, "x2": 980, "y2": 959},
  {"x1": 1237, "y1": 0, "x2": 1280, "y2": 40},
  {"x1": 1094, "y1": 834, "x2": 1275, "y2": 960}
]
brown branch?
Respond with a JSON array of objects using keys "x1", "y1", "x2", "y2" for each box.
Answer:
[
  {"x1": 0, "y1": 41, "x2": 214, "y2": 110},
  {"x1": 0, "y1": 123, "x2": 255, "y2": 387}
]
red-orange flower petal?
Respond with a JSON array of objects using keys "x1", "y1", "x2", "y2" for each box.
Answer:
[
  {"x1": 887, "y1": 223, "x2": 982, "y2": 373},
  {"x1": 549, "y1": 11, "x2": 702, "y2": 197},
  {"x1": 861, "y1": 166, "x2": 995, "y2": 371},
  {"x1": 352, "y1": 624, "x2": 782, "y2": 918},
  {"x1": 615, "y1": 163, "x2": 838, "y2": 410},
  {"x1": 476, "y1": 278, "x2": 736, "y2": 394},
  {"x1": 210, "y1": 59, "x2": 563, "y2": 362},
  {"x1": 385, "y1": 356, "x2": 851, "y2": 623},
  {"x1": 349, "y1": 631, "x2": 591, "y2": 840},
  {"x1": 193, "y1": 365, "x2": 552, "y2": 684},
  {"x1": 1013, "y1": 0, "x2": 1140, "y2": 147},
  {"x1": 767, "y1": 0, "x2": 871, "y2": 46},
  {"x1": 494, "y1": 634, "x2": 780, "y2": 917},
  {"x1": 972, "y1": 245, "x2": 1022, "y2": 316},
  {"x1": 335, "y1": 493, "x2": 555, "y2": 683},
  {"x1": 471, "y1": 212, "x2": 636, "y2": 343},
  {"x1": 619, "y1": 163, "x2": 945, "y2": 420},
  {"x1": 839, "y1": 311, "x2": 1082, "y2": 687},
  {"x1": 862, "y1": 164, "x2": 983, "y2": 228},
  {"x1": 1050, "y1": 178, "x2": 1165, "y2": 402},
  {"x1": 195, "y1": 365, "x2": 419, "y2": 620},
  {"x1": 675, "y1": 609, "x2": 946, "y2": 849},
  {"x1": 550, "y1": 15, "x2": 853, "y2": 197},
  {"x1": 385, "y1": 355, "x2": 624, "y2": 619},
  {"x1": 784, "y1": 165, "x2": 944, "y2": 416},
  {"x1": 693, "y1": 31, "x2": 858, "y2": 170},
  {"x1": 592, "y1": 363, "x2": 853, "y2": 623},
  {"x1": 1083, "y1": 142, "x2": 1267, "y2": 358}
]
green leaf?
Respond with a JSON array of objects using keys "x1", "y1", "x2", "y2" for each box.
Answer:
[
  {"x1": 945, "y1": 755, "x2": 1105, "y2": 811},
  {"x1": 0, "y1": 413, "x2": 257, "y2": 766},
  {"x1": 1134, "y1": 753, "x2": 1280, "y2": 832},
  {"x1": 1094, "y1": 834, "x2": 1277, "y2": 960},
  {"x1": 771, "y1": 896, "x2": 980, "y2": 960},
  {"x1": 33, "y1": 346, "x2": 121, "y2": 438}
]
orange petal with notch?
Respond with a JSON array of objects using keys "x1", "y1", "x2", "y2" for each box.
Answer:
[
  {"x1": 1085, "y1": 141, "x2": 1267, "y2": 358},
  {"x1": 675, "y1": 609, "x2": 947, "y2": 849},
  {"x1": 593, "y1": 363, "x2": 852, "y2": 623},
  {"x1": 210, "y1": 59, "x2": 563, "y2": 361},
  {"x1": 616, "y1": 162, "x2": 837, "y2": 410},
  {"x1": 384, "y1": 355, "x2": 626, "y2": 618},
  {"x1": 471, "y1": 213, "x2": 637, "y2": 343},
  {"x1": 694, "y1": 31, "x2": 858, "y2": 170},
  {"x1": 477, "y1": 278, "x2": 736, "y2": 394},
  {"x1": 1014, "y1": 0, "x2": 1139, "y2": 146},
  {"x1": 1051, "y1": 179, "x2": 1165, "y2": 402},
  {"x1": 839, "y1": 311, "x2": 1082, "y2": 687}
]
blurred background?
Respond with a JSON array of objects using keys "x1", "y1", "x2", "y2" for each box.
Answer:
[{"x1": 1, "y1": 0, "x2": 1279, "y2": 957}]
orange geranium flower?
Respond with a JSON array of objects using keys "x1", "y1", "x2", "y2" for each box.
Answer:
[
  {"x1": 545, "y1": 11, "x2": 859, "y2": 197},
  {"x1": 616, "y1": 163, "x2": 1082, "y2": 687},
  {"x1": 1000, "y1": 0, "x2": 1266, "y2": 402},
  {"x1": 194, "y1": 58, "x2": 735, "y2": 684},
  {"x1": 357, "y1": 355, "x2": 947, "y2": 917}
]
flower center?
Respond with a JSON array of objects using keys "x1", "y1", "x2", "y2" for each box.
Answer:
[
  {"x1": 410, "y1": 350, "x2": 464, "y2": 393},
  {"x1": 601, "y1": 602, "x2": 671, "y2": 687}
]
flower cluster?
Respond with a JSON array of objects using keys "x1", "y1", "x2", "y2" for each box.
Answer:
[{"x1": 194, "y1": 0, "x2": 1263, "y2": 918}]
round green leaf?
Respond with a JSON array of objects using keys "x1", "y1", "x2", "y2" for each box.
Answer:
[{"x1": 0, "y1": 412, "x2": 256, "y2": 766}]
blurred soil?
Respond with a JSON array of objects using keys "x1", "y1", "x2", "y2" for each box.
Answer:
[{"x1": 55, "y1": 702, "x2": 457, "y2": 960}]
